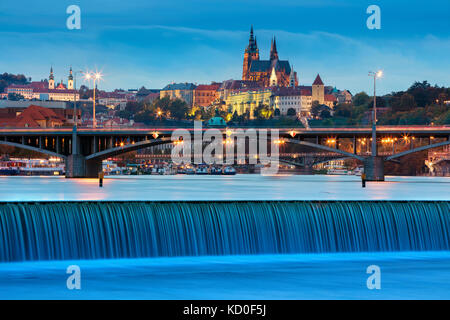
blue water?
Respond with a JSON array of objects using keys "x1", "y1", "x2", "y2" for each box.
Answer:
[
  {"x1": 1, "y1": 252, "x2": 450, "y2": 299},
  {"x1": 0, "y1": 175, "x2": 449, "y2": 201}
]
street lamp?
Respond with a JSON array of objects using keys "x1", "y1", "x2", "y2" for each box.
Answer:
[
  {"x1": 72, "y1": 70, "x2": 83, "y2": 127},
  {"x1": 84, "y1": 71, "x2": 102, "y2": 128},
  {"x1": 368, "y1": 70, "x2": 383, "y2": 156}
]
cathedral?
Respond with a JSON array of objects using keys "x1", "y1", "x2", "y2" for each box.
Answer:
[{"x1": 242, "y1": 27, "x2": 297, "y2": 87}]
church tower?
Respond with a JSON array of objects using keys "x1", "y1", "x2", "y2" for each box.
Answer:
[
  {"x1": 242, "y1": 26, "x2": 259, "y2": 80},
  {"x1": 289, "y1": 67, "x2": 297, "y2": 87},
  {"x1": 270, "y1": 67, "x2": 278, "y2": 86},
  {"x1": 68, "y1": 67, "x2": 74, "y2": 90},
  {"x1": 312, "y1": 74, "x2": 325, "y2": 104},
  {"x1": 48, "y1": 67, "x2": 55, "y2": 89}
]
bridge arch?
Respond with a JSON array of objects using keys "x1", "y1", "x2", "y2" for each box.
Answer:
[
  {"x1": 86, "y1": 137, "x2": 172, "y2": 161},
  {"x1": 285, "y1": 139, "x2": 365, "y2": 161},
  {"x1": 385, "y1": 140, "x2": 450, "y2": 161},
  {"x1": 85, "y1": 136, "x2": 366, "y2": 162},
  {"x1": 0, "y1": 140, "x2": 66, "y2": 159}
]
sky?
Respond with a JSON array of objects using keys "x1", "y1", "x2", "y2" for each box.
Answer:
[{"x1": 0, "y1": 0, "x2": 449, "y2": 95}]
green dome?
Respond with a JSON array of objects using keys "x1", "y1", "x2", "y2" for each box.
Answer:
[{"x1": 207, "y1": 117, "x2": 226, "y2": 127}]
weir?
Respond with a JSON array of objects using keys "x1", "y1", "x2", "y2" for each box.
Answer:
[{"x1": 0, "y1": 201, "x2": 448, "y2": 262}]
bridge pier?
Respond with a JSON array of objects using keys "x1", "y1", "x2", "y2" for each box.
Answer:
[
  {"x1": 66, "y1": 155, "x2": 101, "y2": 178},
  {"x1": 364, "y1": 156, "x2": 384, "y2": 181}
]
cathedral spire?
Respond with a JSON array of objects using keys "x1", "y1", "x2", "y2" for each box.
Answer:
[
  {"x1": 270, "y1": 36, "x2": 278, "y2": 61},
  {"x1": 246, "y1": 25, "x2": 257, "y2": 53}
]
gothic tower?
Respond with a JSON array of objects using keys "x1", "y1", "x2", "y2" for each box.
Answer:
[
  {"x1": 270, "y1": 37, "x2": 279, "y2": 61},
  {"x1": 312, "y1": 74, "x2": 325, "y2": 104},
  {"x1": 289, "y1": 67, "x2": 297, "y2": 87},
  {"x1": 68, "y1": 67, "x2": 74, "y2": 90},
  {"x1": 48, "y1": 67, "x2": 55, "y2": 89},
  {"x1": 242, "y1": 26, "x2": 259, "y2": 80}
]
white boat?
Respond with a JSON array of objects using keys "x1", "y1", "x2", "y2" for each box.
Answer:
[{"x1": 327, "y1": 168, "x2": 352, "y2": 175}]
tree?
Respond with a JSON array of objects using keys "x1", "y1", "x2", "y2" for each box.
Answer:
[
  {"x1": 254, "y1": 104, "x2": 273, "y2": 120},
  {"x1": 392, "y1": 93, "x2": 416, "y2": 112},
  {"x1": 287, "y1": 108, "x2": 296, "y2": 116},
  {"x1": 7, "y1": 93, "x2": 24, "y2": 101},
  {"x1": 320, "y1": 109, "x2": 331, "y2": 118},
  {"x1": 438, "y1": 93, "x2": 448, "y2": 105},
  {"x1": 79, "y1": 85, "x2": 91, "y2": 99},
  {"x1": 168, "y1": 99, "x2": 189, "y2": 120},
  {"x1": 311, "y1": 102, "x2": 322, "y2": 118},
  {"x1": 353, "y1": 92, "x2": 370, "y2": 106},
  {"x1": 368, "y1": 96, "x2": 386, "y2": 109},
  {"x1": 0, "y1": 73, "x2": 29, "y2": 93},
  {"x1": 334, "y1": 104, "x2": 352, "y2": 118},
  {"x1": 117, "y1": 101, "x2": 144, "y2": 119}
]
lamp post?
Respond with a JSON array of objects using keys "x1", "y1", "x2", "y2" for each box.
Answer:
[
  {"x1": 368, "y1": 70, "x2": 383, "y2": 157},
  {"x1": 73, "y1": 70, "x2": 83, "y2": 127},
  {"x1": 84, "y1": 71, "x2": 102, "y2": 128}
]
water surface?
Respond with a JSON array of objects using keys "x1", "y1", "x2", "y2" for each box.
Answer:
[{"x1": 0, "y1": 175, "x2": 449, "y2": 201}]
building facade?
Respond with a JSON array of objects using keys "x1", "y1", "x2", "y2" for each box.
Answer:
[
  {"x1": 226, "y1": 88, "x2": 272, "y2": 119},
  {"x1": 160, "y1": 83, "x2": 197, "y2": 106},
  {"x1": 271, "y1": 87, "x2": 302, "y2": 116},
  {"x1": 193, "y1": 83, "x2": 221, "y2": 107}
]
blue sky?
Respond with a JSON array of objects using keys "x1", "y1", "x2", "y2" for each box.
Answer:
[{"x1": 0, "y1": 0, "x2": 449, "y2": 94}]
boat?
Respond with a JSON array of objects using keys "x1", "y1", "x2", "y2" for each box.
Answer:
[
  {"x1": 177, "y1": 166, "x2": 187, "y2": 174},
  {"x1": 222, "y1": 166, "x2": 236, "y2": 175},
  {"x1": 327, "y1": 168, "x2": 352, "y2": 175},
  {"x1": 195, "y1": 165, "x2": 208, "y2": 175},
  {"x1": 0, "y1": 167, "x2": 20, "y2": 176},
  {"x1": 210, "y1": 166, "x2": 222, "y2": 175},
  {"x1": 0, "y1": 159, "x2": 64, "y2": 176}
]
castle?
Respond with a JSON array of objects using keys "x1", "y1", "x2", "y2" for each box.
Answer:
[{"x1": 242, "y1": 27, "x2": 298, "y2": 87}]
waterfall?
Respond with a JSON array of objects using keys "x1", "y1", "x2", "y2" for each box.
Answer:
[{"x1": 0, "y1": 201, "x2": 449, "y2": 262}]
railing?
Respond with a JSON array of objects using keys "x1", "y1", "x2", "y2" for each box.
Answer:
[{"x1": 0, "y1": 125, "x2": 449, "y2": 133}]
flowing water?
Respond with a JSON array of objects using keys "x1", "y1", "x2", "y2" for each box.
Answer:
[{"x1": 1, "y1": 201, "x2": 449, "y2": 262}]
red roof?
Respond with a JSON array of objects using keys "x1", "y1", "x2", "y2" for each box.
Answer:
[
  {"x1": 271, "y1": 87, "x2": 301, "y2": 96},
  {"x1": 313, "y1": 74, "x2": 324, "y2": 85},
  {"x1": 325, "y1": 94, "x2": 337, "y2": 102},
  {"x1": 300, "y1": 89, "x2": 312, "y2": 95},
  {"x1": 195, "y1": 84, "x2": 221, "y2": 91},
  {"x1": 7, "y1": 84, "x2": 32, "y2": 89},
  {"x1": 0, "y1": 105, "x2": 66, "y2": 128}
]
